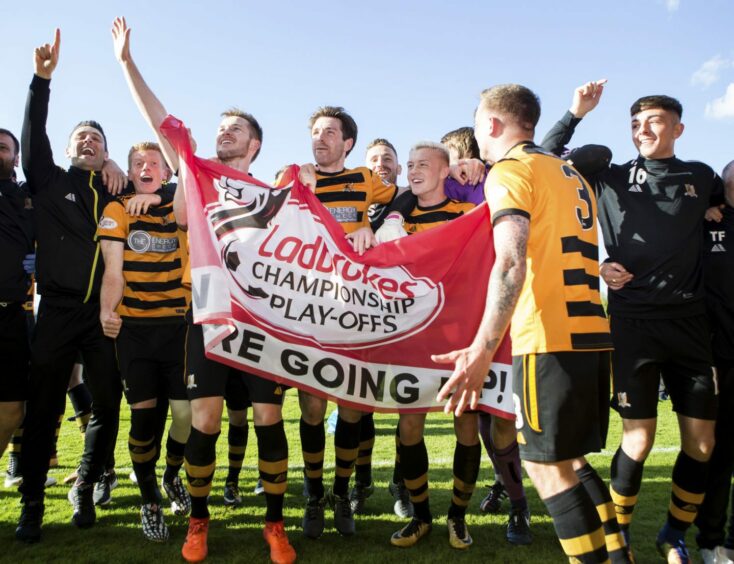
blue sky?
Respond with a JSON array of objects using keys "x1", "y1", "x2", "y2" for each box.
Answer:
[{"x1": 3, "y1": 0, "x2": 734, "y2": 184}]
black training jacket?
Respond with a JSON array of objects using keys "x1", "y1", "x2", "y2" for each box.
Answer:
[
  {"x1": 0, "y1": 178, "x2": 34, "y2": 302},
  {"x1": 703, "y1": 206, "x2": 734, "y2": 360},
  {"x1": 21, "y1": 75, "x2": 119, "y2": 302},
  {"x1": 542, "y1": 111, "x2": 724, "y2": 319}
]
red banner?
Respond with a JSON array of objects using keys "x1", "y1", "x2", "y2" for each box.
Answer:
[{"x1": 162, "y1": 115, "x2": 513, "y2": 417}]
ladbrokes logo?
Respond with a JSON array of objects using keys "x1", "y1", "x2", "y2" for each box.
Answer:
[{"x1": 207, "y1": 178, "x2": 444, "y2": 349}]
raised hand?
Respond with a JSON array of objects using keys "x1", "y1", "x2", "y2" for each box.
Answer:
[
  {"x1": 570, "y1": 79, "x2": 607, "y2": 118},
  {"x1": 34, "y1": 28, "x2": 61, "y2": 79},
  {"x1": 111, "y1": 16, "x2": 132, "y2": 63}
]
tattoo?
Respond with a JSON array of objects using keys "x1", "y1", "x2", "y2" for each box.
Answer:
[{"x1": 476, "y1": 214, "x2": 529, "y2": 354}]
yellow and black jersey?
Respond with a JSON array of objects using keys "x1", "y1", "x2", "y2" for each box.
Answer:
[
  {"x1": 394, "y1": 192, "x2": 475, "y2": 234},
  {"x1": 315, "y1": 166, "x2": 397, "y2": 234},
  {"x1": 96, "y1": 197, "x2": 189, "y2": 320},
  {"x1": 485, "y1": 142, "x2": 611, "y2": 355}
]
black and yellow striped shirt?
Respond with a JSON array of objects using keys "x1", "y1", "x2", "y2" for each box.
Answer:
[
  {"x1": 485, "y1": 142, "x2": 611, "y2": 354},
  {"x1": 315, "y1": 166, "x2": 397, "y2": 234},
  {"x1": 96, "y1": 197, "x2": 188, "y2": 320},
  {"x1": 392, "y1": 192, "x2": 475, "y2": 235}
]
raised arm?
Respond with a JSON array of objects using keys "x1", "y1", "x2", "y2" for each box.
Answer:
[
  {"x1": 21, "y1": 28, "x2": 61, "y2": 192},
  {"x1": 433, "y1": 214, "x2": 528, "y2": 415},
  {"x1": 541, "y1": 79, "x2": 606, "y2": 155},
  {"x1": 112, "y1": 17, "x2": 179, "y2": 173}
]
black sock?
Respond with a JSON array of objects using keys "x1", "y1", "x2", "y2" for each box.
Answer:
[
  {"x1": 333, "y1": 416, "x2": 360, "y2": 497},
  {"x1": 576, "y1": 463, "x2": 628, "y2": 563},
  {"x1": 392, "y1": 425, "x2": 402, "y2": 484},
  {"x1": 664, "y1": 451, "x2": 709, "y2": 538},
  {"x1": 129, "y1": 407, "x2": 161, "y2": 505},
  {"x1": 68, "y1": 383, "x2": 93, "y2": 433},
  {"x1": 544, "y1": 483, "x2": 607, "y2": 563},
  {"x1": 355, "y1": 413, "x2": 375, "y2": 486},
  {"x1": 163, "y1": 434, "x2": 185, "y2": 484},
  {"x1": 448, "y1": 441, "x2": 481, "y2": 519},
  {"x1": 400, "y1": 439, "x2": 431, "y2": 524},
  {"x1": 300, "y1": 417, "x2": 325, "y2": 499},
  {"x1": 226, "y1": 422, "x2": 248, "y2": 484},
  {"x1": 184, "y1": 426, "x2": 220, "y2": 519},
  {"x1": 255, "y1": 421, "x2": 288, "y2": 523},
  {"x1": 610, "y1": 447, "x2": 645, "y2": 536}
]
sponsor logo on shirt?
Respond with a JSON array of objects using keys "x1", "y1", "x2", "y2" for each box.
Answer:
[
  {"x1": 328, "y1": 206, "x2": 358, "y2": 224},
  {"x1": 65, "y1": 193, "x2": 77, "y2": 202},
  {"x1": 127, "y1": 230, "x2": 179, "y2": 254},
  {"x1": 628, "y1": 185, "x2": 643, "y2": 192},
  {"x1": 99, "y1": 216, "x2": 118, "y2": 230}
]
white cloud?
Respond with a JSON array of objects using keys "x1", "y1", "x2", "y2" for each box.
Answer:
[
  {"x1": 665, "y1": 0, "x2": 680, "y2": 11},
  {"x1": 691, "y1": 55, "x2": 731, "y2": 88},
  {"x1": 705, "y1": 83, "x2": 734, "y2": 119}
]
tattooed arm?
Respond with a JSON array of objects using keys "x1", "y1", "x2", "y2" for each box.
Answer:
[{"x1": 433, "y1": 214, "x2": 528, "y2": 416}]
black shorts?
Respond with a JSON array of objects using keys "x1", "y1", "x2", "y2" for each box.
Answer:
[
  {"x1": 512, "y1": 351, "x2": 610, "y2": 463},
  {"x1": 0, "y1": 302, "x2": 30, "y2": 402},
  {"x1": 115, "y1": 320, "x2": 188, "y2": 404},
  {"x1": 184, "y1": 314, "x2": 284, "y2": 406},
  {"x1": 610, "y1": 315, "x2": 717, "y2": 420}
]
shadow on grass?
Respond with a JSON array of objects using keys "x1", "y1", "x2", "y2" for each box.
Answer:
[{"x1": 0, "y1": 464, "x2": 687, "y2": 563}]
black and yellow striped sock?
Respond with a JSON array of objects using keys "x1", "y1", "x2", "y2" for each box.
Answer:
[
  {"x1": 129, "y1": 407, "x2": 161, "y2": 505},
  {"x1": 256, "y1": 420, "x2": 288, "y2": 523},
  {"x1": 448, "y1": 441, "x2": 481, "y2": 519},
  {"x1": 392, "y1": 426, "x2": 402, "y2": 484},
  {"x1": 184, "y1": 426, "x2": 219, "y2": 519},
  {"x1": 400, "y1": 439, "x2": 432, "y2": 524},
  {"x1": 333, "y1": 416, "x2": 360, "y2": 497},
  {"x1": 544, "y1": 482, "x2": 608, "y2": 563},
  {"x1": 576, "y1": 463, "x2": 627, "y2": 563},
  {"x1": 355, "y1": 413, "x2": 375, "y2": 486},
  {"x1": 610, "y1": 447, "x2": 644, "y2": 538},
  {"x1": 226, "y1": 422, "x2": 247, "y2": 484},
  {"x1": 300, "y1": 417, "x2": 325, "y2": 499},
  {"x1": 68, "y1": 382, "x2": 92, "y2": 434},
  {"x1": 667, "y1": 451, "x2": 708, "y2": 532},
  {"x1": 9, "y1": 426, "x2": 22, "y2": 457},
  {"x1": 163, "y1": 434, "x2": 186, "y2": 483}
]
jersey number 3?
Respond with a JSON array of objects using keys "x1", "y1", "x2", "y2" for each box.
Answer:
[{"x1": 562, "y1": 164, "x2": 593, "y2": 231}]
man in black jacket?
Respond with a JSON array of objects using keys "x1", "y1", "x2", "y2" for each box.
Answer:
[
  {"x1": 15, "y1": 29, "x2": 162, "y2": 543},
  {"x1": 542, "y1": 80, "x2": 723, "y2": 563},
  {"x1": 695, "y1": 161, "x2": 734, "y2": 564},
  {"x1": 0, "y1": 128, "x2": 34, "y2": 458}
]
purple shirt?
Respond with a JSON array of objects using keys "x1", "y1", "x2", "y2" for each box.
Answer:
[{"x1": 444, "y1": 177, "x2": 485, "y2": 205}]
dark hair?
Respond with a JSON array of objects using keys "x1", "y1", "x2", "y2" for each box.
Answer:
[
  {"x1": 365, "y1": 138, "x2": 398, "y2": 160},
  {"x1": 0, "y1": 128, "x2": 20, "y2": 155},
  {"x1": 71, "y1": 120, "x2": 108, "y2": 150},
  {"x1": 478, "y1": 84, "x2": 541, "y2": 132},
  {"x1": 630, "y1": 95, "x2": 683, "y2": 119},
  {"x1": 308, "y1": 106, "x2": 358, "y2": 156},
  {"x1": 221, "y1": 108, "x2": 264, "y2": 161},
  {"x1": 441, "y1": 127, "x2": 480, "y2": 160}
]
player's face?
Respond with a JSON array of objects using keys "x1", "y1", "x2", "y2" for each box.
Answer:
[
  {"x1": 631, "y1": 108, "x2": 683, "y2": 160},
  {"x1": 128, "y1": 149, "x2": 166, "y2": 194},
  {"x1": 66, "y1": 126, "x2": 107, "y2": 170},
  {"x1": 216, "y1": 116, "x2": 255, "y2": 161},
  {"x1": 365, "y1": 144, "x2": 400, "y2": 184},
  {"x1": 407, "y1": 148, "x2": 449, "y2": 198},
  {"x1": 474, "y1": 106, "x2": 499, "y2": 164},
  {"x1": 311, "y1": 116, "x2": 352, "y2": 169},
  {"x1": 0, "y1": 133, "x2": 18, "y2": 179}
]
